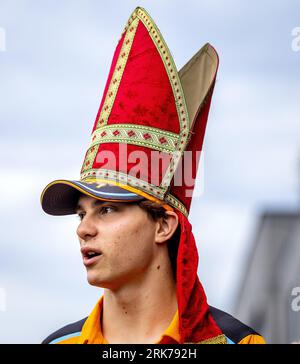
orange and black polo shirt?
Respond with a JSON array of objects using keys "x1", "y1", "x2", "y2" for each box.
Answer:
[{"x1": 42, "y1": 296, "x2": 265, "y2": 344}]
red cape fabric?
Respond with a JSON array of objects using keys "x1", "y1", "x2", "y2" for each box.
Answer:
[{"x1": 173, "y1": 211, "x2": 223, "y2": 343}]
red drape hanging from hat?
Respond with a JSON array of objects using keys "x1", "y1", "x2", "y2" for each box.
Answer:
[{"x1": 163, "y1": 210, "x2": 225, "y2": 343}]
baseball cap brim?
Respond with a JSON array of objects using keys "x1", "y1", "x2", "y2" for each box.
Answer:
[{"x1": 41, "y1": 179, "x2": 145, "y2": 216}]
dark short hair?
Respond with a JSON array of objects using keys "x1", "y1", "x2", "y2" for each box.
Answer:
[{"x1": 137, "y1": 199, "x2": 180, "y2": 279}]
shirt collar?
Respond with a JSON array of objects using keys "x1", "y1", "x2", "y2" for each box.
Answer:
[{"x1": 78, "y1": 295, "x2": 180, "y2": 344}]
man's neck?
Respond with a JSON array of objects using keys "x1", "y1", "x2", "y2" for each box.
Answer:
[{"x1": 102, "y1": 260, "x2": 177, "y2": 344}]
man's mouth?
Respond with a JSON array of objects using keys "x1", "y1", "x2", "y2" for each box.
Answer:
[{"x1": 81, "y1": 247, "x2": 103, "y2": 266}]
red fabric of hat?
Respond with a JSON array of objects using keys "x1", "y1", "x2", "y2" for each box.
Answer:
[{"x1": 175, "y1": 211, "x2": 225, "y2": 343}]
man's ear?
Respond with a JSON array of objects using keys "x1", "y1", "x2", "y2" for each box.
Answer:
[{"x1": 155, "y1": 211, "x2": 179, "y2": 244}]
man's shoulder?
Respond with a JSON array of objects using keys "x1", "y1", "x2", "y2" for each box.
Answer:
[
  {"x1": 42, "y1": 317, "x2": 88, "y2": 344},
  {"x1": 42, "y1": 307, "x2": 266, "y2": 344},
  {"x1": 209, "y1": 306, "x2": 266, "y2": 344}
]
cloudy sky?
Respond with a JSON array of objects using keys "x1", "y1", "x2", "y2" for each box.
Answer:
[{"x1": 0, "y1": 0, "x2": 299, "y2": 343}]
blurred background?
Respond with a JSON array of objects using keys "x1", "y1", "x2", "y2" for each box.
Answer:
[{"x1": 0, "y1": 0, "x2": 299, "y2": 343}]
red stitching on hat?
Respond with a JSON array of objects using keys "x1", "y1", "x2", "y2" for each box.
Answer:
[
  {"x1": 159, "y1": 137, "x2": 167, "y2": 144},
  {"x1": 127, "y1": 130, "x2": 136, "y2": 137},
  {"x1": 143, "y1": 133, "x2": 151, "y2": 140}
]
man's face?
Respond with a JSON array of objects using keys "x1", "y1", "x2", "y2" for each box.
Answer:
[{"x1": 76, "y1": 195, "x2": 159, "y2": 290}]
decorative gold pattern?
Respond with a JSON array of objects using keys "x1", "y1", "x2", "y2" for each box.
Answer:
[
  {"x1": 165, "y1": 193, "x2": 188, "y2": 216},
  {"x1": 185, "y1": 334, "x2": 227, "y2": 344},
  {"x1": 89, "y1": 124, "x2": 179, "y2": 153},
  {"x1": 81, "y1": 146, "x2": 98, "y2": 174},
  {"x1": 198, "y1": 334, "x2": 227, "y2": 344}
]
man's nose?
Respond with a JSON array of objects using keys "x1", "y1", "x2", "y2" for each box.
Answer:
[{"x1": 76, "y1": 216, "x2": 98, "y2": 242}]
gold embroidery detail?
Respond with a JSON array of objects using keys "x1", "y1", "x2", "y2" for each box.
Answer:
[
  {"x1": 89, "y1": 124, "x2": 179, "y2": 153},
  {"x1": 165, "y1": 193, "x2": 188, "y2": 216},
  {"x1": 185, "y1": 334, "x2": 227, "y2": 344},
  {"x1": 81, "y1": 146, "x2": 98, "y2": 174}
]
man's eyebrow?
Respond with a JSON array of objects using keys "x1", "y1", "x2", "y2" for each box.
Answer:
[{"x1": 75, "y1": 203, "x2": 83, "y2": 213}]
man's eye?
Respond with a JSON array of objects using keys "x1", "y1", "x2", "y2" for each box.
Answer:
[
  {"x1": 77, "y1": 213, "x2": 85, "y2": 221},
  {"x1": 100, "y1": 206, "x2": 115, "y2": 215}
]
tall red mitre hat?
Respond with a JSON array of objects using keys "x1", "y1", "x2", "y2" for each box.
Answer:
[{"x1": 41, "y1": 7, "x2": 226, "y2": 344}]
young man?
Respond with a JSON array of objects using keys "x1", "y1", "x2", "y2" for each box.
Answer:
[{"x1": 41, "y1": 7, "x2": 265, "y2": 344}]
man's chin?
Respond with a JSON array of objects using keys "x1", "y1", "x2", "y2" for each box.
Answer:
[
  {"x1": 86, "y1": 273, "x2": 122, "y2": 290},
  {"x1": 86, "y1": 272, "x2": 109, "y2": 288},
  {"x1": 87, "y1": 280, "x2": 102, "y2": 288}
]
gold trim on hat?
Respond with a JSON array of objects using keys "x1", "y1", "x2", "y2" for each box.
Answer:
[{"x1": 89, "y1": 124, "x2": 179, "y2": 153}]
